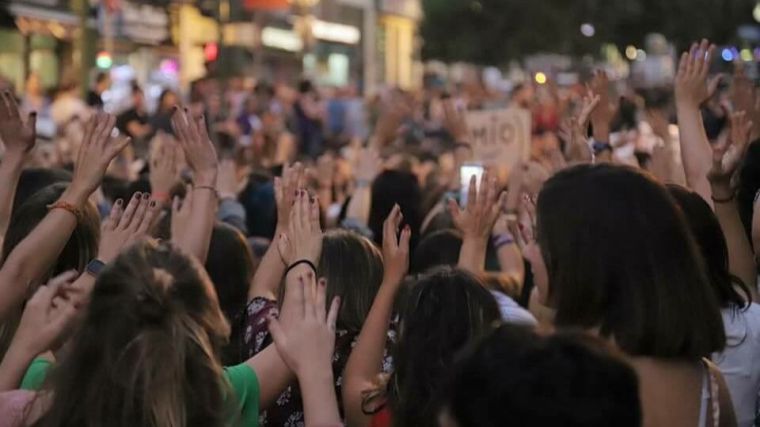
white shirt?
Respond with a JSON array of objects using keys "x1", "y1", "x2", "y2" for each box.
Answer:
[
  {"x1": 712, "y1": 303, "x2": 760, "y2": 427},
  {"x1": 490, "y1": 291, "x2": 537, "y2": 327}
]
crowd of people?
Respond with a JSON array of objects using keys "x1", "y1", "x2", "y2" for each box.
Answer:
[{"x1": 0, "y1": 38, "x2": 760, "y2": 427}]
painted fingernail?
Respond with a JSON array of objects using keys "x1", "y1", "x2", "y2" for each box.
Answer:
[
  {"x1": 149, "y1": 201, "x2": 157, "y2": 208},
  {"x1": 115, "y1": 199, "x2": 123, "y2": 206},
  {"x1": 142, "y1": 193, "x2": 150, "y2": 200},
  {"x1": 134, "y1": 192, "x2": 142, "y2": 198}
]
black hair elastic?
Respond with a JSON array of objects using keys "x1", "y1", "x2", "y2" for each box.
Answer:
[{"x1": 285, "y1": 259, "x2": 318, "y2": 277}]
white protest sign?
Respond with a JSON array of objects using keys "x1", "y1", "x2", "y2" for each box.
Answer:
[{"x1": 465, "y1": 108, "x2": 531, "y2": 168}]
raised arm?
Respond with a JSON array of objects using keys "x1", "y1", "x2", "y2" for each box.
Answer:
[
  {"x1": 564, "y1": 92, "x2": 599, "y2": 165},
  {"x1": 345, "y1": 147, "x2": 381, "y2": 227},
  {"x1": 247, "y1": 163, "x2": 303, "y2": 301},
  {"x1": 707, "y1": 111, "x2": 758, "y2": 300},
  {"x1": 492, "y1": 213, "x2": 524, "y2": 284},
  {"x1": 674, "y1": 40, "x2": 722, "y2": 204},
  {"x1": 0, "y1": 271, "x2": 78, "y2": 391},
  {"x1": 588, "y1": 71, "x2": 618, "y2": 157},
  {"x1": 148, "y1": 133, "x2": 178, "y2": 207},
  {"x1": 170, "y1": 108, "x2": 218, "y2": 263},
  {"x1": 450, "y1": 172, "x2": 506, "y2": 273},
  {"x1": 268, "y1": 270, "x2": 341, "y2": 427},
  {"x1": 0, "y1": 113, "x2": 127, "y2": 321},
  {"x1": 0, "y1": 91, "x2": 36, "y2": 242},
  {"x1": 246, "y1": 189, "x2": 324, "y2": 408},
  {"x1": 343, "y1": 205, "x2": 410, "y2": 427}
]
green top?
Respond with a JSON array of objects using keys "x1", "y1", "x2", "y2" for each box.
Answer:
[{"x1": 20, "y1": 358, "x2": 260, "y2": 427}]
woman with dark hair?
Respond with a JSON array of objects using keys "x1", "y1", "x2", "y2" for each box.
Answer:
[
  {"x1": 243, "y1": 227, "x2": 386, "y2": 425},
  {"x1": 669, "y1": 185, "x2": 760, "y2": 426},
  {"x1": 368, "y1": 169, "x2": 422, "y2": 250},
  {"x1": 150, "y1": 89, "x2": 179, "y2": 135},
  {"x1": 342, "y1": 203, "x2": 502, "y2": 427},
  {"x1": 238, "y1": 164, "x2": 389, "y2": 426},
  {"x1": 205, "y1": 222, "x2": 255, "y2": 366},
  {"x1": 0, "y1": 113, "x2": 130, "y2": 361},
  {"x1": 524, "y1": 163, "x2": 733, "y2": 426},
  {"x1": 441, "y1": 325, "x2": 642, "y2": 427}
]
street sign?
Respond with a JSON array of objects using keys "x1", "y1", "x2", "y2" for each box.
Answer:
[{"x1": 465, "y1": 107, "x2": 531, "y2": 168}]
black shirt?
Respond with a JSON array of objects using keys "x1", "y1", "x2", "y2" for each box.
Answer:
[
  {"x1": 116, "y1": 108, "x2": 149, "y2": 139},
  {"x1": 86, "y1": 90, "x2": 103, "y2": 109}
]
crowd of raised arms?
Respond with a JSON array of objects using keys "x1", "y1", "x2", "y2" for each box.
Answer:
[{"x1": 2, "y1": 38, "x2": 760, "y2": 427}]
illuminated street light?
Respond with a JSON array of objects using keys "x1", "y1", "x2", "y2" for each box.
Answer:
[
  {"x1": 754, "y1": 3, "x2": 760, "y2": 22},
  {"x1": 96, "y1": 51, "x2": 112, "y2": 69},
  {"x1": 580, "y1": 23, "x2": 595, "y2": 37},
  {"x1": 722, "y1": 48, "x2": 734, "y2": 62},
  {"x1": 742, "y1": 48, "x2": 753, "y2": 62},
  {"x1": 625, "y1": 45, "x2": 637, "y2": 60},
  {"x1": 535, "y1": 72, "x2": 547, "y2": 85}
]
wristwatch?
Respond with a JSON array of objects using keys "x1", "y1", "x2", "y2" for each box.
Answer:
[
  {"x1": 592, "y1": 140, "x2": 613, "y2": 154},
  {"x1": 85, "y1": 259, "x2": 106, "y2": 278}
]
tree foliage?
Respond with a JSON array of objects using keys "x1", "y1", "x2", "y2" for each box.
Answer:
[{"x1": 420, "y1": 0, "x2": 758, "y2": 64}]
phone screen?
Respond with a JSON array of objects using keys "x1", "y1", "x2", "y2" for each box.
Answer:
[{"x1": 460, "y1": 163, "x2": 485, "y2": 206}]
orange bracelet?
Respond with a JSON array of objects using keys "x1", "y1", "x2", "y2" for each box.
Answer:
[
  {"x1": 152, "y1": 191, "x2": 171, "y2": 202},
  {"x1": 47, "y1": 200, "x2": 82, "y2": 222}
]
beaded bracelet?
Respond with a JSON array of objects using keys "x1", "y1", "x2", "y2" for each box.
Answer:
[{"x1": 47, "y1": 200, "x2": 82, "y2": 222}]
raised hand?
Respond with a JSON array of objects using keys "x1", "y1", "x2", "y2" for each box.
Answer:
[
  {"x1": 0, "y1": 90, "x2": 36, "y2": 155},
  {"x1": 11, "y1": 271, "x2": 79, "y2": 356},
  {"x1": 99, "y1": 192, "x2": 161, "y2": 263},
  {"x1": 315, "y1": 154, "x2": 335, "y2": 190},
  {"x1": 277, "y1": 189, "x2": 322, "y2": 266},
  {"x1": 149, "y1": 133, "x2": 178, "y2": 200},
  {"x1": 217, "y1": 158, "x2": 242, "y2": 199},
  {"x1": 515, "y1": 195, "x2": 538, "y2": 252},
  {"x1": 708, "y1": 111, "x2": 753, "y2": 186},
  {"x1": 68, "y1": 113, "x2": 129, "y2": 204},
  {"x1": 731, "y1": 64, "x2": 760, "y2": 140},
  {"x1": 442, "y1": 98, "x2": 469, "y2": 142},
  {"x1": 268, "y1": 272, "x2": 340, "y2": 379},
  {"x1": 565, "y1": 92, "x2": 600, "y2": 162},
  {"x1": 587, "y1": 71, "x2": 618, "y2": 141},
  {"x1": 373, "y1": 97, "x2": 411, "y2": 146},
  {"x1": 448, "y1": 171, "x2": 508, "y2": 240},
  {"x1": 171, "y1": 185, "x2": 194, "y2": 244},
  {"x1": 274, "y1": 162, "x2": 304, "y2": 231},
  {"x1": 353, "y1": 146, "x2": 381, "y2": 183},
  {"x1": 381, "y1": 204, "x2": 411, "y2": 287},
  {"x1": 675, "y1": 39, "x2": 720, "y2": 108},
  {"x1": 171, "y1": 107, "x2": 218, "y2": 186}
]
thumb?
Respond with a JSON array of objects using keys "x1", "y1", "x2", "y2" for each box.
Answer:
[
  {"x1": 267, "y1": 315, "x2": 286, "y2": 350},
  {"x1": 27, "y1": 111, "x2": 37, "y2": 133},
  {"x1": 707, "y1": 74, "x2": 724, "y2": 97},
  {"x1": 447, "y1": 197, "x2": 461, "y2": 221}
]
